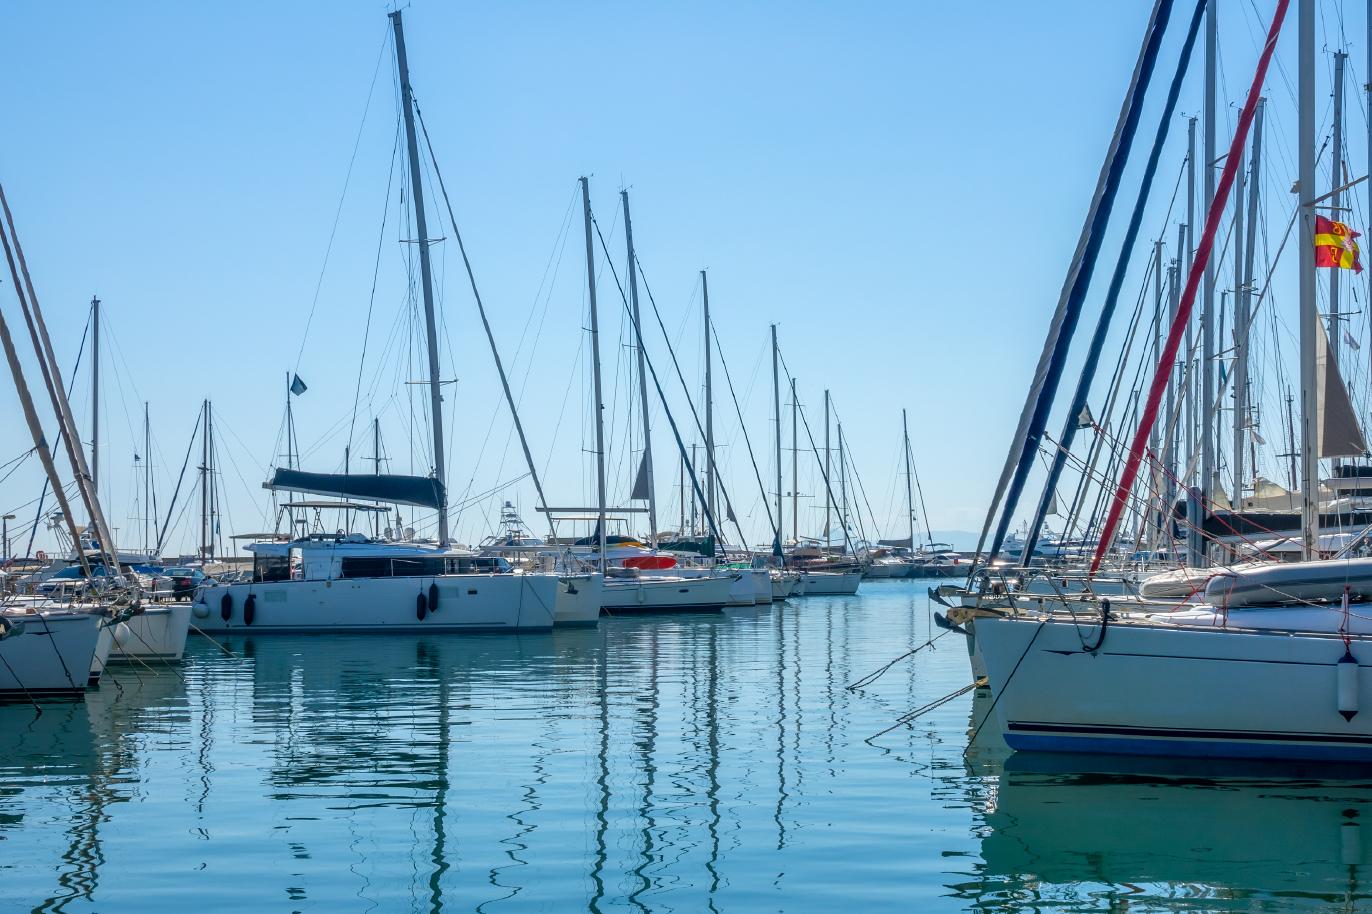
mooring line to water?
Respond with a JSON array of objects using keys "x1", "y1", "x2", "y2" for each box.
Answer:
[
  {"x1": 867, "y1": 679, "x2": 980, "y2": 742},
  {"x1": 189, "y1": 623, "x2": 239, "y2": 660},
  {"x1": 846, "y1": 628, "x2": 953, "y2": 691}
]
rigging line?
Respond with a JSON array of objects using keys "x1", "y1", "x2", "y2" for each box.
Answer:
[
  {"x1": 834, "y1": 412, "x2": 882, "y2": 548},
  {"x1": 708, "y1": 317, "x2": 778, "y2": 541},
  {"x1": 589, "y1": 217, "x2": 727, "y2": 551},
  {"x1": 154, "y1": 408, "x2": 203, "y2": 556},
  {"x1": 294, "y1": 28, "x2": 389, "y2": 372},
  {"x1": 630, "y1": 254, "x2": 745, "y2": 539},
  {"x1": 348, "y1": 113, "x2": 401, "y2": 459},
  {"x1": 776, "y1": 348, "x2": 858, "y2": 560}
]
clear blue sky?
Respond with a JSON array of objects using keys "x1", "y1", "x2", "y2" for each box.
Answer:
[{"x1": 0, "y1": 1, "x2": 1361, "y2": 556}]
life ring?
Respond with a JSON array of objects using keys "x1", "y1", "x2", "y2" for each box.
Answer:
[
  {"x1": 220, "y1": 593, "x2": 233, "y2": 622},
  {"x1": 35, "y1": 550, "x2": 47, "y2": 562},
  {"x1": 427, "y1": 582, "x2": 439, "y2": 613},
  {"x1": 243, "y1": 593, "x2": 256, "y2": 626},
  {"x1": 416, "y1": 592, "x2": 428, "y2": 621}
]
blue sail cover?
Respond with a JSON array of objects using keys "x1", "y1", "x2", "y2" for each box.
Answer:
[{"x1": 266, "y1": 469, "x2": 445, "y2": 510}]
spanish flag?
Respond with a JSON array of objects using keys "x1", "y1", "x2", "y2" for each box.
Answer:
[{"x1": 1315, "y1": 214, "x2": 1363, "y2": 273}]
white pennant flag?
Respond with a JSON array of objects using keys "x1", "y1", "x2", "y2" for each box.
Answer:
[
  {"x1": 1249, "y1": 426, "x2": 1266, "y2": 447},
  {"x1": 1345, "y1": 329, "x2": 1362, "y2": 352}
]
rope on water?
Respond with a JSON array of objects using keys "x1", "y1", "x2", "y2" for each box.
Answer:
[{"x1": 846, "y1": 628, "x2": 953, "y2": 690}]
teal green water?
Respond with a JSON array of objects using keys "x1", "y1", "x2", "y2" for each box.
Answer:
[{"x1": 3, "y1": 580, "x2": 1372, "y2": 912}]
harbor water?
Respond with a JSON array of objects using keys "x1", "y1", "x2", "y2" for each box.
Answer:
[{"x1": 3, "y1": 579, "x2": 1370, "y2": 913}]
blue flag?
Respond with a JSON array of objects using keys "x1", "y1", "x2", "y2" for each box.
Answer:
[{"x1": 290, "y1": 374, "x2": 308, "y2": 396}]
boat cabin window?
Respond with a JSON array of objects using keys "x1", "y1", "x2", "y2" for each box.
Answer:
[{"x1": 254, "y1": 554, "x2": 291, "y2": 583}]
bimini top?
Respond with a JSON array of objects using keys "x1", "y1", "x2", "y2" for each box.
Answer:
[{"x1": 266, "y1": 469, "x2": 445, "y2": 511}]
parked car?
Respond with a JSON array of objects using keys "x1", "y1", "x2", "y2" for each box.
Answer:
[{"x1": 153, "y1": 567, "x2": 206, "y2": 602}]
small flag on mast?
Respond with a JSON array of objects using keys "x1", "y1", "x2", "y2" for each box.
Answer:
[
  {"x1": 290, "y1": 374, "x2": 308, "y2": 396},
  {"x1": 1345, "y1": 329, "x2": 1362, "y2": 352},
  {"x1": 1314, "y1": 215, "x2": 1363, "y2": 273}
]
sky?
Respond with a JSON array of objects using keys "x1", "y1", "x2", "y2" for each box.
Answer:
[{"x1": 0, "y1": 1, "x2": 1366, "y2": 558}]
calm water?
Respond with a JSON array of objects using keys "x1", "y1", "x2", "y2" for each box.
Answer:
[{"x1": 4, "y1": 579, "x2": 1372, "y2": 912}]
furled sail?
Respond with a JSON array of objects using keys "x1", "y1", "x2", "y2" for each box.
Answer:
[
  {"x1": 1315, "y1": 315, "x2": 1368, "y2": 458},
  {"x1": 265, "y1": 469, "x2": 444, "y2": 510}
]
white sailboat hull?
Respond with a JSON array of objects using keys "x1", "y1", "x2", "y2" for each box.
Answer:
[
  {"x1": 798, "y1": 571, "x2": 861, "y2": 595},
  {"x1": 108, "y1": 603, "x2": 192, "y2": 661},
  {"x1": 976, "y1": 614, "x2": 1372, "y2": 762},
  {"x1": 601, "y1": 575, "x2": 734, "y2": 613},
  {"x1": 0, "y1": 610, "x2": 102, "y2": 697},
  {"x1": 193, "y1": 573, "x2": 559, "y2": 633},
  {"x1": 554, "y1": 574, "x2": 602, "y2": 625}
]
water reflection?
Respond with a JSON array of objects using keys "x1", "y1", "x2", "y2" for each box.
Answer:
[{"x1": 8, "y1": 582, "x2": 1370, "y2": 912}]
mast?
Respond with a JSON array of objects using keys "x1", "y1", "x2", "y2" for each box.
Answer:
[
  {"x1": 390, "y1": 9, "x2": 449, "y2": 545},
  {"x1": 838, "y1": 422, "x2": 847, "y2": 544},
  {"x1": 1151, "y1": 240, "x2": 1162, "y2": 545},
  {"x1": 1200, "y1": 0, "x2": 1217, "y2": 555},
  {"x1": 580, "y1": 177, "x2": 608, "y2": 568},
  {"x1": 1328, "y1": 50, "x2": 1347, "y2": 473},
  {"x1": 285, "y1": 372, "x2": 295, "y2": 469},
  {"x1": 790, "y1": 378, "x2": 798, "y2": 544},
  {"x1": 1185, "y1": 114, "x2": 1201, "y2": 565},
  {"x1": 1234, "y1": 99, "x2": 1265, "y2": 505},
  {"x1": 1231, "y1": 130, "x2": 1245, "y2": 503},
  {"x1": 1298, "y1": 0, "x2": 1318, "y2": 560},
  {"x1": 200, "y1": 399, "x2": 210, "y2": 563},
  {"x1": 90, "y1": 295, "x2": 99, "y2": 495},
  {"x1": 823, "y1": 390, "x2": 831, "y2": 549},
  {"x1": 771, "y1": 324, "x2": 783, "y2": 551},
  {"x1": 902, "y1": 409, "x2": 915, "y2": 554},
  {"x1": 702, "y1": 270, "x2": 715, "y2": 524},
  {"x1": 623, "y1": 191, "x2": 657, "y2": 543},
  {"x1": 144, "y1": 402, "x2": 151, "y2": 556},
  {"x1": 372, "y1": 418, "x2": 381, "y2": 473}
]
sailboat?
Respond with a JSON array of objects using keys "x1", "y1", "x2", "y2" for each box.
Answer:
[
  {"x1": 194, "y1": 10, "x2": 562, "y2": 634},
  {"x1": 971, "y1": 0, "x2": 1372, "y2": 763}
]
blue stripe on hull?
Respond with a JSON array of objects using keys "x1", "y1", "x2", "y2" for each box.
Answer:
[{"x1": 1006, "y1": 731, "x2": 1372, "y2": 763}]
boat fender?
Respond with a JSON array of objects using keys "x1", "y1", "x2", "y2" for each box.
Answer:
[
  {"x1": 428, "y1": 582, "x2": 439, "y2": 613},
  {"x1": 220, "y1": 593, "x2": 233, "y2": 622},
  {"x1": 243, "y1": 594, "x2": 256, "y2": 626},
  {"x1": 0, "y1": 616, "x2": 14, "y2": 641},
  {"x1": 1339, "y1": 650, "x2": 1359, "y2": 722},
  {"x1": 192, "y1": 601, "x2": 210, "y2": 620},
  {"x1": 416, "y1": 592, "x2": 428, "y2": 621}
]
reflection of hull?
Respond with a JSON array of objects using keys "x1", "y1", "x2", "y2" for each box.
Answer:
[
  {"x1": 554, "y1": 574, "x2": 602, "y2": 625},
  {"x1": 976, "y1": 615, "x2": 1372, "y2": 761},
  {"x1": 0, "y1": 610, "x2": 102, "y2": 697},
  {"x1": 798, "y1": 572, "x2": 861, "y2": 595},
  {"x1": 109, "y1": 603, "x2": 192, "y2": 661},
  {"x1": 979, "y1": 760, "x2": 1372, "y2": 902},
  {"x1": 601, "y1": 575, "x2": 734, "y2": 613},
  {"x1": 194, "y1": 574, "x2": 559, "y2": 633}
]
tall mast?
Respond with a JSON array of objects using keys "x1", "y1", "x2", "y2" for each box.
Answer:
[
  {"x1": 1298, "y1": 0, "x2": 1318, "y2": 560},
  {"x1": 823, "y1": 390, "x2": 831, "y2": 549},
  {"x1": 771, "y1": 324, "x2": 783, "y2": 551},
  {"x1": 0, "y1": 299, "x2": 88, "y2": 572},
  {"x1": 1185, "y1": 116, "x2": 1202, "y2": 566},
  {"x1": 838, "y1": 422, "x2": 847, "y2": 542},
  {"x1": 902, "y1": 409, "x2": 915, "y2": 554},
  {"x1": 580, "y1": 177, "x2": 608, "y2": 568},
  {"x1": 144, "y1": 401, "x2": 151, "y2": 556},
  {"x1": 1328, "y1": 50, "x2": 1347, "y2": 473},
  {"x1": 390, "y1": 10, "x2": 449, "y2": 545},
  {"x1": 1200, "y1": 0, "x2": 1217, "y2": 558},
  {"x1": 1234, "y1": 99, "x2": 1265, "y2": 505},
  {"x1": 623, "y1": 191, "x2": 656, "y2": 543},
  {"x1": 1231, "y1": 132, "x2": 1246, "y2": 502},
  {"x1": 90, "y1": 295, "x2": 99, "y2": 495},
  {"x1": 285, "y1": 372, "x2": 295, "y2": 469},
  {"x1": 200, "y1": 399, "x2": 210, "y2": 563},
  {"x1": 1150, "y1": 239, "x2": 1162, "y2": 546},
  {"x1": 701, "y1": 270, "x2": 715, "y2": 524},
  {"x1": 790, "y1": 377, "x2": 799, "y2": 544},
  {"x1": 372, "y1": 418, "x2": 381, "y2": 473}
]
